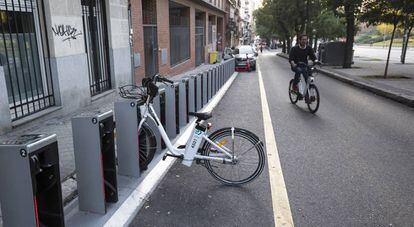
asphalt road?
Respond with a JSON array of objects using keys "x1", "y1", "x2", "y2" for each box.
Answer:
[
  {"x1": 260, "y1": 52, "x2": 414, "y2": 226},
  {"x1": 354, "y1": 45, "x2": 414, "y2": 63},
  {"x1": 131, "y1": 51, "x2": 414, "y2": 226},
  {"x1": 131, "y1": 68, "x2": 274, "y2": 227}
]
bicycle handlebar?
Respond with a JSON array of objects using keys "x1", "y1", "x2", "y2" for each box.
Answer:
[
  {"x1": 297, "y1": 61, "x2": 322, "y2": 67},
  {"x1": 156, "y1": 75, "x2": 174, "y2": 84}
]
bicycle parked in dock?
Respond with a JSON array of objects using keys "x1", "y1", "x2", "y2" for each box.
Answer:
[{"x1": 119, "y1": 75, "x2": 266, "y2": 185}]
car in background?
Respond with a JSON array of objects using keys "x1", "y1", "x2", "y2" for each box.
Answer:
[
  {"x1": 233, "y1": 45, "x2": 258, "y2": 72},
  {"x1": 223, "y1": 47, "x2": 234, "y2": 60}
]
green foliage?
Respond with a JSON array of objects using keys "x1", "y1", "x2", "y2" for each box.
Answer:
[
  {"x1": 253, "y1": 0, "x2": 297, "y2": 40},
  {"x1": 360, "y1": 0, "x2": 405, "y2": 26},
  {"x1": 313, "y1": 10, "x2": 346, "y2": 40}
]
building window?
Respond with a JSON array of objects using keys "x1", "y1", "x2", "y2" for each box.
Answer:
[
  {"x1": 169, "y1": 1, "x2": 190, "y2": 66},
  {"x1": 208, "y1": 16, "x2": 212, "y2": 44},
  {"x1": 0, "y1": 0, "x2": 55, "y2": 121},
  {"x1": 82, "y1": 0, "x2": 111, "y2": 96}
]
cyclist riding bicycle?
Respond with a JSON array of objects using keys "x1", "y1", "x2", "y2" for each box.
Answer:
[{"x1": 289, "y1": 34, "x2": 317, "y2": 95}]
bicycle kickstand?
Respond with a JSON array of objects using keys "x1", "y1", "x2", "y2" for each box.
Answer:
[{"x1": 162, "y1": 153, "x2": 184, "y2": 161}]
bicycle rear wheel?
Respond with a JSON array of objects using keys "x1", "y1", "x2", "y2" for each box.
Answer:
[
  {"x1": 201, "y1": 127, "x2": 265, "y2": 186},
  {"x1": 306, "y1": 84, "x2": 320, "y2": 114},
  {"x1": 289, "y1": 79, "x2": 299, "y2": 104},
  {"x1": 138, "y1": 123, "x2": 157, "y2": 170}
]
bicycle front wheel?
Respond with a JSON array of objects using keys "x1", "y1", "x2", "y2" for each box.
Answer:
[
  {"x1": 201, "y1": 128, "x2": 266, "y2": 186},
  {"x1": 289, "y1": 79, "x2": 299, "y2": 104},
  {"x1": 138, "y1": 122, "x2": 157, "y2": 171},
  {"x1": 306, "y1": 84, "x2": 320, "y2": 114}
]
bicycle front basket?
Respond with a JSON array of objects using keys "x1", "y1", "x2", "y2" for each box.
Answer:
[{"x1": 119, "y1": 85, "x2": 147, "y2": 104}]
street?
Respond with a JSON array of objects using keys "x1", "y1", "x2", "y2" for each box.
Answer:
[
  {"x1": 354, "y1": 45, "x2": 414, "y2": 63},
  {"x1": 1, "y1": 0, "x2": 414, "y2": 226},
  {"x1": 132, "y1": 51, "x2": 414, "y2": 226}
]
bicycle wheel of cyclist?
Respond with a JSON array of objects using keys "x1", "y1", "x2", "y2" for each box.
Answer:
[
  {"x1": 289, "y1": 79, "x2": 299, "y2": 104},
  {"x1": 201, "y1": 127, "x2": 265, "y2": 185},
  {"x1": 138, "y1": 122, "x2": 157, "y2": 170},
  {"x1": 306, "y1": 84, "x2": 320, "y2": 113}
]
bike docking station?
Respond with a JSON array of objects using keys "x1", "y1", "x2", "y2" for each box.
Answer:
[
  {"x1": 164, "y1": 83, "x2": 178, "y2": 140},
  {"x1": 71, "y1": 110, "x2": 118, "y2": 215},
  {"x1": 55, "y1": 59, "x2": 237, "y2": 226},
  {"x1": 195, "y1": 73, "x2": 203, "y2": 111},
  {"x1": 182, "y1": 75, "x2": 196, "y2": 123},
  {"x1": 178, "y1": 78, "x2": 189, "y2": 129},
  {"x1": 0, "y1": 134, "x2": 65, "y2": 227},
  {"x1": 114, "y1": 100, "x2": 141, "y2": 177},
  {"x1": 214, "y1": 65, "x2": 220, "y2": 94},
  {"x1": 202, "y1": 71, "x2": 208, "y2": 106},
  {"x1": 207, "y1": 69, "x2": 213, "y2": 100}
]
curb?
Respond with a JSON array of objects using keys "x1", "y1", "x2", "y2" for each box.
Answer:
[{"x1": 276, "y1": 53, "x2": 414, "y2": 108}]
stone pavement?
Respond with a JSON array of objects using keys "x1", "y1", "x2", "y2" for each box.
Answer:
[{"x1": 277, "y1": 52, "x2": 414, "y2": 107}]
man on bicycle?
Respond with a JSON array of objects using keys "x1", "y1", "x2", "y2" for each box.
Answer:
[{"x1": 289, "y1": 34, "x2": 317, "y2": 94}]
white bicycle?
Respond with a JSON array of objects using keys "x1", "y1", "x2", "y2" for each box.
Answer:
[
  {"x1": 119, "y1": 75, "x2": 266, "y2": 185},
  {"x1": 289, "y1": 62, "x2": 321, "y2": 113}
]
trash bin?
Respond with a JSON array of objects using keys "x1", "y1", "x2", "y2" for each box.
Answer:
[
  {"x1": 209, "y1": 51, "x2": 218, "y2": 64},
  {"x1": 320, "y1": 42, "x2": 355, "y2": 66},
  {"x1": 317, "y1": 43, "x2": 326, "y2": 62}
]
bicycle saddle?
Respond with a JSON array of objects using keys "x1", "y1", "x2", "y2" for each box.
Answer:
[{"x1": 188, "y1": 111, "x2": 212, "y2": 120}]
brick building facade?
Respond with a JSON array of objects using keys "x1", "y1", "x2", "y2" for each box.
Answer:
[{"x1": 130, "y1": 0, "x2": 227, "y2": 84}]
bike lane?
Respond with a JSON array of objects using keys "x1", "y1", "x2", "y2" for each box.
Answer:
[
  {"x1": 259, "y1": 51, "x2": 414, "y2": 226},
  {"x1": 130, "y1": 71, "x2": 274, "y2": 226}
]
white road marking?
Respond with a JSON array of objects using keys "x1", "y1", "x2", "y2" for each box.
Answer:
[{"x1": 257, "y1": 63, "x2": 294, "y2": 227}]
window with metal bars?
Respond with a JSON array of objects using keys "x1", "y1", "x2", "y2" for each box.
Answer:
[
  {"x1": 0, "y1": 0, "x2": 55, "y2": 121},
  {"x1": 82, "y1": 0, "x2": 111, "y2": 96}
]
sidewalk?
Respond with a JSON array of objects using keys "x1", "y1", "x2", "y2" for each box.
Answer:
[
  {"x1": 0, "y1": 61, "x2": 233, "y2": 226},
  {"x1": 277, "y1": 53, "x2": 414, "y2": 107}
]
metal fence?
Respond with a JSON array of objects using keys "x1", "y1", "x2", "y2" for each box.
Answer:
[{"x1": 0, "y1": 0, "x2": 55, "y2": 121}]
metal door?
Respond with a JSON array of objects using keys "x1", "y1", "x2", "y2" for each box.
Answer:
[
  {"x1": 144, "y1": 26, "x2": 158, "y2": 77},
  {"x1": 195, "y1": 26, "x2": 204, "y2": 66}
]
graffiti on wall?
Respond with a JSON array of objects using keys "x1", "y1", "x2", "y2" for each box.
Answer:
[{"x1": 52, "y1": 24, "x2": 82, "y2": 46}]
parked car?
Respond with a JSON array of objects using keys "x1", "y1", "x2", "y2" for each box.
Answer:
[
  {"x1": 223, "y1": 47, "x2": 234, "y2": 60},
  {"x1": 233, "y1": 45, "x2": 258, "y2": 72}
]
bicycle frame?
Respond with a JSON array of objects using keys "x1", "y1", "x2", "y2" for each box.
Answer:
[
  {"x1": 138, "y1": 98, "x2": 235, "y2": 167},
  {"x1": 298, "y1": 69, "x2": 315, "y2": 97}
]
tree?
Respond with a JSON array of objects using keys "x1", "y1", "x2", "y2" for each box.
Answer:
[
  {"x1": 327, "y1": 0, "x2": 364, "y2": 68},
  {"x1": 255, "y1": 0, "x2": 348, "y2": 54},
  {"x1": 313, "y1": 10, "x2": 346, "y2": 41},
  {"x1": 401, "y1": 0, "x2": 414, "y2": 64},
  {"x1": 360, "y1": 0, "x2": 405, "y2": 78},
  {"x1": 253, "y1": 5, "x2": 276, "y2": 41},
  {"x1": 254, "y1": 0, "x2": 297, "y2": 53}
]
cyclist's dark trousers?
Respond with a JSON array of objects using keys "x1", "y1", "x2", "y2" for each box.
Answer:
[{"x1": 291, "y1": 66, "x2": 308, "y2": 85}]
